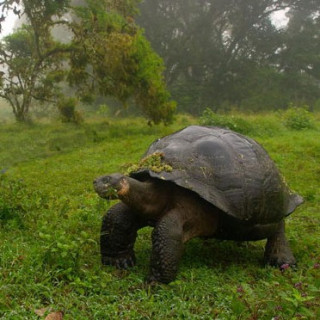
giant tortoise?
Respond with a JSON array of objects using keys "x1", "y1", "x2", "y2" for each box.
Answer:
[{"x1": 94, "y1": 126, "x2": 303, "y2": 283}]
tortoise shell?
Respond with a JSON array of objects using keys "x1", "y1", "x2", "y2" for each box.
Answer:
[{"x1": 131, "y1": 126, "x2": 303, "y2": 224}]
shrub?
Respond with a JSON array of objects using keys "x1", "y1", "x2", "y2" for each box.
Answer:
[
  {"x1": 199, "y1": 108, "x2": 253, "y2": 134},
  {"x1": 281, "y1": 105, "x2": 314, "y2": 130},
  {"x1": 57, "y1": 97, "x2": 83, "y2": 124}
]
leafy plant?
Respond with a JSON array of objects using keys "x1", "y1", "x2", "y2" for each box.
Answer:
[
  {"x1": 57, "y1": 97, "x2": 83, "y2": 124},
  {"x1": 39, "y1": 229, "x2": 96, "y2": 281},
  {"x1": 199, "y1": 108, "x2": 253, "y2": 134},
  {"x1": 281, "y1": 105, "x2": 315, "y2": 130}
]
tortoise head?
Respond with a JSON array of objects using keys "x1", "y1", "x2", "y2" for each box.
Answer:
[{"x1": 93, "y1": 173, "x2": 129, "y2": 199}]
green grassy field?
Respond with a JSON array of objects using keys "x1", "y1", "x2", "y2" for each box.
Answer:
[{"x1": 0, "y1": 113, "x2": 319, "y2": 319}]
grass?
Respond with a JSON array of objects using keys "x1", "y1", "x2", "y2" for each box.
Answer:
[{"x1": 0, "y1": 113, "x2": 319, "y2": 319}]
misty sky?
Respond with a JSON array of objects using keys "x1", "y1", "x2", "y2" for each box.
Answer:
[
  {"x1": 1, "y1": 11, "x2": 16, "y2": 37},
  {"x1": 1, "y1": 8, "x2": 289, "y2": 38}
]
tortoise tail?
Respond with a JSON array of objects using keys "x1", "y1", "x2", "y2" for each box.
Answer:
[{"x1": 286, "y1": 193, "x2": 303, "y2": 216}]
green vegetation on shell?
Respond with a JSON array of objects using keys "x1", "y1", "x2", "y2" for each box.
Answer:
[{"x1": 125, "y1": 152, "x2": 173, "y2": 175}]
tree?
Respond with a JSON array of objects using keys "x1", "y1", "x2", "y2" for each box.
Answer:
[
  {"x1": 69, "y1": 0, "x2": 175, "y2": 123},
  {"x1": 0, "y1": 0, "x2": 175, "y2": 123},
  {"x1": 0, "y1": 0, "x2": 70, "y2": 122},
  {"x1": 276, "y1": 8, "x2": 320, "y2": 106},
  {"x1": 0, "y1": 29, "x2": 69, "y2": 122},
  {"x1": 138, "y1": 0, "x2": 320, "y2": 113}
]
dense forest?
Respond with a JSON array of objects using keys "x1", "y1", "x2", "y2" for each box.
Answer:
[
  {"x1": 138, "y1": 0, "x2": 320, "y2": 114},
  {"x1": 0, "y1": 0, "x2": 319, "y2": 121}
]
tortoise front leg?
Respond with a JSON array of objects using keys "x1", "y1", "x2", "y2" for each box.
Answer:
[
  {"x1": 147, "y1": 209, "x2": 184, "y2": 284},
  {"x1": 264, "y1": 220, "x2": 296, "y2": 267},
  {"x1": 100, "y1": 202, "x2": 143, "y2": 269}
]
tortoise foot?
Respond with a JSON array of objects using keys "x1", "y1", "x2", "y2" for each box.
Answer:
[
  {"x1": 102, "y1": 252, "x2": 136, "y2": 270},
  {"x1": 264, "y1": 221, "x2": 296, "y2": 268},
  {"x1": 146, "y1": 271, "x2": 172, "y2": 284},
  {"x1": 264, "y1": 247, "x2": 296, "y2": 268},
  {"x1": 145, "y1": 274, "x2": 160, "y2": 285}
]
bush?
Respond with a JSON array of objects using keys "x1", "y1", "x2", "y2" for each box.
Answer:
[
  {"x1": 281, "y1": 105, "x2": 315, "y2": 130},
  {"x1": 199, "y1": 108, "x2": 253, "y2": 134},
  {"x1": 57, "y1": 97, "x2": 83, "y2": 124}
]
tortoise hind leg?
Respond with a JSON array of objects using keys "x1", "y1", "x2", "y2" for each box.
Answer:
[
  {"x1": 101, "y1": 202, "x2": 144, "y2": 269},
  {"x1": 264, "y1": 220, "x2": 296, "y2": 267}
]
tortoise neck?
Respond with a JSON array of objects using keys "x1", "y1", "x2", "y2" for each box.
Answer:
[{"x1": 118, "y1": 177, "x2": 170, "y2": 217}]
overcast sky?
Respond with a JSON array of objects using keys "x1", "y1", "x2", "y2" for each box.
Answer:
[
  {"x1": 271, "y1": 8, "x2": 290, "y2": 28},
  {"x1": 1, "y1": 8, "x2": 290, "y2": 38},
  {"x1": 1, "y1": 11, "x2": 16, "y2": 37}
]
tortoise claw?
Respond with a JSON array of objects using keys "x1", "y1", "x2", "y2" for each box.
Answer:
[
  {"x1": 145, "y1": 274, "x2": 160, "y2": 285},
  {"x1": 264, "y1": 247, "x2": 296, "y2": 269},
  {"x1": 102, "y1": 254, "x2": 136, "y2": 269}
]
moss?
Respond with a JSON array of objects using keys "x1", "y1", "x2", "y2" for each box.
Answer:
[{"x1": 125, "y1": 152, "x2": 173, "y2": 175}]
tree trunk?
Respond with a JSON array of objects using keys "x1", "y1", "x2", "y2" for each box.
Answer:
[
  {"x1": 14, "y1": 110, "x2": 28, "y2": 122},
  {"x1": 13, "y1": 99, "x2": 31, "y2": 122}
]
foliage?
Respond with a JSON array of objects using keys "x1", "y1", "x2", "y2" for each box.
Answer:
[
  {"x1": 280, "y1": 105, "x2": 315, "y2": 130},
  {"x1": 0, "y1": 22, "x2": 69, "y2": 122},
  {"x1": 200, "y1": 107, "x2": 318, "y2": 136},
  {"x1": 125, "y1": 152, "x2": 173, "y2": 175},
  {"x1": 0, "y1": 114, "x2": 319, "y2": 318},
  {"x1": 69, "y1": 1, "x2": 176, "y2": 124},
  {"x1": 138, "y1": 0, "x2": 320, "y2": 113},
  {"x1": 39, "y1": 228, "x2": 96, "y2": 281},
  {"x1": 57, "y1": 96, "x2": 83, "y2": 124},
  {"x1": 199, "y1": 108, "x2": 254, "y2": 135},
  {"x1": 0, "y1": 0, "x2": 175, "y2": 124}
]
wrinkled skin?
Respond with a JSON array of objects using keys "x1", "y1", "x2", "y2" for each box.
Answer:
[{"x1": 94, "y1": 173, "x2": 296, "y2": 284}]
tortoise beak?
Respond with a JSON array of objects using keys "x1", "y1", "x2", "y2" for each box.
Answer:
[{"x1": 93, "y1": 178, "x2": 118, "y2": 199}]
